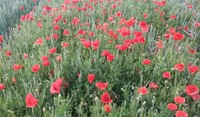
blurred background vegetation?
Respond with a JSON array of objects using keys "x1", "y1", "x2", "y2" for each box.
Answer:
[{"x1": 0, "y1": 0, "x2": 39, "y2": 43}]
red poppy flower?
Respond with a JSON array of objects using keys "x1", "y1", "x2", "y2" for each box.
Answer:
[
  {"x1": 188, "y1": 49, "x2": 197, "y2": 54},
  {"x1": 170, "y1": 14, "x2": 176, "y2": 19},
  {"x1": 101, "y1": 92, "x2": 112, "y2": 103},
  {"x1": 82, "y1": 40, "x2": 91, "y2": 48},
  {"x1": 78, "y1": 30, "x2": 85, "y2": 35},
  {"x1": 138, "y1": 21, "x2": 149, "y2": 32},
  {"x1": 89, "y1": 32, "x2": 94, "y2": 37},
  {"x1": 61, "y1": 42, "x2": 69, "y2": 48},
  {"x1": 52, "y1": 34, "x2": 59, "y2": 39},
  {"x1": 155, "y1": 40, "x2": 164, "y2": 49},
  {"x1": 167, "y1": 103, "x2": 177, "y2": 111},
  {"x1": 143, "y1": 13, "x2": 148, "y2": 19},
  {"x1": 108, "y1": 16, "x2": 114, "y2": 22},
  {"x1": 104, "y1": 104, "x2": 111, "y2": 112},
  {"x1": 23, "y1": 53, "x2": 29, "y2": 59},
  {"x1": 165, "y1": 27, "x2": 173, "y2": 32},
  {"x1": 37, "y1": 22, "x2": 42, "y2": 28},
  {"x1": 112, "y1": 4, "x2": 117, "y2": 9},
  {"x1": 41, "y1": 56, "x2": 48, "y2": 61},
  {"x1": 56, "y1": 55, "x2": 62, "y2": 62},
  {"x1": 149, "y1": 82, "x2": 159, "y2": 89},
  {"x1": 116, "y1": 44, "x2": 128, "y2": 51},
  {"x1": 141, "y1": 26, "x2": 149, "y2": 32},
  {"x1": 133, "y1": 31, "x2": 142, "y2": 37},
  {"x1": 162, "y1": 71, "x2": 172, "y2": 79},
  {"x1": 53, "y1": 25, "x2": 60, "y2": 31},
  {"x1": 185, "y1": 84, "x2": 199, "y2": 96},
  {"x1": 77, "y1": 72, "x2": 80, "y2": 78},
  {"x1": 35, "y1": 38, "x2": 43, "y2": 45},
  {"x1": 46, "y1": 36, "x2": 51, "y2": 40},
  {"x1": 142, "y1": 59, "x2": 151, "y2": 65},
  {"x1": 101, "y1": 50, "x2": 110, "y2": 57},
  {"x1": 43, "y1": 60, "x2": 50, "y2": 67},
  {"x1": 108, "y1": 30, "x2": 118, "y2": 39},
  {"x1": 107, "y1": 54, "x2": 115, "y2": 62},
  {"x1": 13, "y1": 64, "x2": 23, "y2": 71},
  {"x1": 133, "y1": 36, "x2": 145, "y2": 44},
  {"x1": 54, "y1": 14, "x2": 62, "y2": 22},
  {"x1": 25, "y1": 93, "x2": 39, "y2": 108},
  {"x1": 92, "y1": 40, "x2": 100, "y2": 50},
  {"x1": 187, "y1": 65, "x2": 199, "y2": 74},
  {"x1": 194, "y1": 22, "x2": 200, "y2": 27},
  {"x1": 154, "y1": 1, "x2": 166, "y2": 6},
  {"x1": 174, "y1": 63, "x2": 185, "y2": 72},
  {"x1": 125, "y1": 17, "x2": 135, "y2": 27},
  {"x1": 96, "y1": 82, "x2": 108, "y2": 90},
  {"x1": 17, "y1": 25, "x2": 21, "y2": 30},
  {"x1": 139, "y1": 21, "x2": 147, "y2": 28},
  {"x1": 191, "y1": 94, "x2": 200, "y2": 101},
  {"x1": 63, "y1": 29, "x2": 69, "y2": 36},
  {"x1": 116, "y1": 11, "x2": 122, "y2": 17},
  {"x1": 174, "y1": 96, "x2": 185, "y2": 104},
  {"x1": 32, "y1": 64, "x2": 40, "y2": 73},
  {"x1": 175, "y1": 110, "x2": 188, "y2": 117},
  {"x1": 138, "y1": 87, "x2": 148, "y2": 95},
  {"x1": 0, "y1": 84, "x2": 5, "y2": 90},
  {"x1": 12, "y1": 77, "x2": 16, "y2": 83},
  {"x1": 50, "y1": 78, "x2": 63, "y2": 94},
  {"x1": 173, "y1": 32, "x2": 184, "y2": 41},
  {"x1": 72, "y1": 17, "x2": 80, "y2": 25},
  {"x1": 88, "y1": 74, "x2": 95, "y2": 84},
  {"x1": 5, "y1": 50, "x2": 12, "y2": 56},
  {"x1": 49, "y1": 47, "x2": 57, "y2": 54},
  {"x1": 0, "y1": 35, "x2": 3, "y2": 44}
]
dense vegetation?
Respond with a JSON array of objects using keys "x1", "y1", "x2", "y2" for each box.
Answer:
[{"x1": 0, "y1": 0, "x2": 200, "y2": 117}]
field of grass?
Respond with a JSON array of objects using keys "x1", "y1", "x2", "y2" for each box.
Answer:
[{"x1": 0, "y1": 0, "x2": 200, "y2": 117}]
